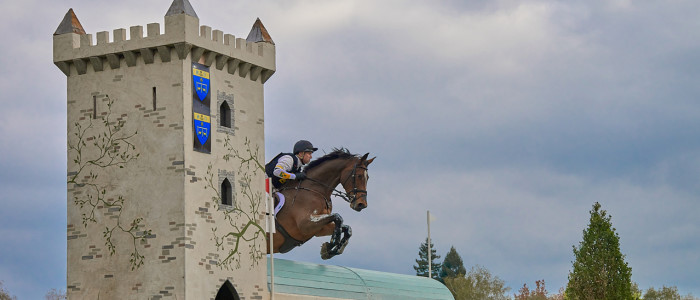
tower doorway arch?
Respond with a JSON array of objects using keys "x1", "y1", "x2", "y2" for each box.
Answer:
[{"x1": 215, "y1": 280, "x2": 240, "y2": 300}]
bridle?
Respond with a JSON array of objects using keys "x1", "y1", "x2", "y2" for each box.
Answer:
[{"x1": 334, "y1": 162, "x2": 368, "y2": 205}]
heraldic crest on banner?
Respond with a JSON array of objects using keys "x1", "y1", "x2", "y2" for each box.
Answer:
[
  {"x1": 194, "y1": 112, "x2": 211, "y2": 146},
  {"x1": 193, "y1": 64, "x2": 210, "y2": 102}
]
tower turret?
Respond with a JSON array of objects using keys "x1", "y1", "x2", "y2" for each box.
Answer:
[
  {"x1": 246, "y1": 18, "x2": 275, "y2": 45},
  {"x1": 54, "y1": 8, "x2": 86, "y2": 36},
  {"x1": 166, "y1": 0, "x2": 199, "y2": 18}
]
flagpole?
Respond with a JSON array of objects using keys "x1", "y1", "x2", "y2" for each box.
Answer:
[
  {"x1": 267, "y1": 178, "x2": 275, "y2": 300},
  {"x1": 427, "y1": 210, "x2": 431, "y2": 279}
]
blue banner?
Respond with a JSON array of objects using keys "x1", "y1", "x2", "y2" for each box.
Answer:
[
  {"x1": 192, "y1": 62, "x2": 211, "y2": 153},
  {"x1": 194, "y1": 112, "x2": 211, "y2": 146}
]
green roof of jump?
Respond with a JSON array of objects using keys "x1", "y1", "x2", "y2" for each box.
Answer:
[{"x1": 268, "y1": 258, "x2": 455, "y2": 300}]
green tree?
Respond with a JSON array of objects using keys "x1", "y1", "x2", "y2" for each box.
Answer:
[
  {"x1": 439, "y1": 246, "x2": 466, "y2": 281},
  {"x1": 45, "y1": 288, "x2": 67, "y2": 300},
  {"x1": 566, "y1": 202, "x2": 633, "y2": 300},
  {"x1": 0, "y1": 281, "x2": 17, "y2": 300},
  {"x1": 631, "y1": 282, "x2": 642, "y2": 300},
  {"x1": 414, "y1": 237, "x2": 441, "y2": 280},
  {"x1": 443, "y1": 265, "x2": 510, "y2": 300},
  {"x1": 514, "y1": 280, "x2": 567, "y2": 300},
  {"x1": 514, "y1": 280, "x2": 548, "y2": 300},
  {"x1": 643, "y1": 285, "x2": 699, "y2": 300}
]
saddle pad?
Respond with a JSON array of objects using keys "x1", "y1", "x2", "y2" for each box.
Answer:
[{"x1": 274, "y1": 192, "x2": 285, "y2": 215}]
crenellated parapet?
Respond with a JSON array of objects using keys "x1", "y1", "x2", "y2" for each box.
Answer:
[{"x1": 53, "y1": 5, "x2": 275, "y2": 83}]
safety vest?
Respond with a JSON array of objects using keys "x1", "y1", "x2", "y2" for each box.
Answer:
[{"x1": 265, "y1": 152, "x2": 301, "y2": 188}]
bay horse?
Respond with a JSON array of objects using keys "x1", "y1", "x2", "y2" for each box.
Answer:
[{"x1": 267, "y1": 148, "x2": 375, "y2": 259}]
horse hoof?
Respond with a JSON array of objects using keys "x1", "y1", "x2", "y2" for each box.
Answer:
[{"x1": 320, "y1": 243, "x2": 332, "y2": 260}]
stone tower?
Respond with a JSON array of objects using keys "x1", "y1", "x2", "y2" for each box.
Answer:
[{"x1": 54, "y1": 0, "x2": 275, "y2": 298}]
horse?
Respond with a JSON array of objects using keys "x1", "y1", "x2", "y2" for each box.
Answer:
[{"x1": 267, "y1": 148, "x2": 375, "y2": 259}]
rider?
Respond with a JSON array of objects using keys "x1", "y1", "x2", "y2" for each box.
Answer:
[{"x1": 266, "y1": 140, "x2": 318, "y2": 189}]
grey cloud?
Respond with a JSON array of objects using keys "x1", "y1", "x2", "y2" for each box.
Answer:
[{"x1": 4, "y1": 0, "x2": 700, "y2": 298}]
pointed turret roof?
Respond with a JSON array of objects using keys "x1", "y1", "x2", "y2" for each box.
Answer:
[
  {"x1": 54, "y1": 8, "x2": 86, "y2": 36},
  {"x1": 246, "y1": 18, "x2": 275, "y2": 45},
  {"x1": 165, "y1": 0, "x2": 198, "y2": 18}
]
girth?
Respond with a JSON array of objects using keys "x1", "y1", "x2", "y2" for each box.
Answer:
[{"x1": 275, "y1": 219, "x2": 305, "y2": 253}]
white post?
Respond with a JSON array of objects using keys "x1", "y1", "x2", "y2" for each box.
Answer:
[
  {"x1": 267, "y1": 178, "x2": 275, "y2": 300},
  {"x1": 427, "y1": 210, "x2": 431, "y2": 279}
]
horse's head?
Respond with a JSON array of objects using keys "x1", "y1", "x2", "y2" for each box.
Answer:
[{"x1": 340, "y1": 153, "x2": 375, "y2": 212}]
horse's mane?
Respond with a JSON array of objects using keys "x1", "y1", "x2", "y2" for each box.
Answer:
[{"x1": 305, "y1": 148, "x2": 358, "y2": 172}]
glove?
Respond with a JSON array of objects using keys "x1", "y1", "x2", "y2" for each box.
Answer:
[{"x1": 294, "y1": 172, "x2": 307, "y2": 180}]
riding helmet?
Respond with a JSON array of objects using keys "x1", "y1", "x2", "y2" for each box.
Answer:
[{"x1": 293, "y1": 140, "x2": 318, "y2": 154}]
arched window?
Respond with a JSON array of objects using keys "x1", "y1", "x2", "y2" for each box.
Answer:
[
  {"x1": 221, "y1": 178, "x2": 232, "y2": 206},
  {"x1": 215, "y1": 280, "x2": 240, "y2": 300},
  {"x1": 220, "y1": 101, "x2": 231, "y2": 128}
]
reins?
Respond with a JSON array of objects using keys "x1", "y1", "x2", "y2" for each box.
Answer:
[
  {"x1": 278, "y1": 161, "x2": 368, "y2": 209},
  {"x1": 279, "y1": 180, "x2": 333, "y2": 210}
]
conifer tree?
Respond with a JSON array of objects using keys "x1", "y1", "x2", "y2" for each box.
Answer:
[
  {"x1": 566, "y1": 202, "x2": 633, "y2": 300},
  {"x1": 414, "y1": 237, "x2": 441, "y2": 280},
  {"x1": 440, "y1": 246, "x2": 467, "y2": 281}
]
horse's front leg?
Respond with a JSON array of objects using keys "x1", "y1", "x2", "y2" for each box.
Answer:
[
  {"x1": 307, "y1": 212, "x2": 337, "y2": 238},
  {"x1": 306, "y1": 212, "x2": 342, "y2": 244},
  {"x1": 309, "y1": 213, "x2": 351, "y2": 260},
  {"x1": 337, "y1": 224, "x2": 351, "y2": 255}
]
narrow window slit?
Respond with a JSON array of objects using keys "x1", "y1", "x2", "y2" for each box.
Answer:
[
  {"x1": 221, "y1": 178, "x2": 232, "y2": 205},
  {"x1": 220, "y1": 101, "x2": 231, "y2": 128}
]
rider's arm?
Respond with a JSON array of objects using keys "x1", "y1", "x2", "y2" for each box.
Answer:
[{"x1": 273, "y1": 155, "x2": 297, "y2": 180}]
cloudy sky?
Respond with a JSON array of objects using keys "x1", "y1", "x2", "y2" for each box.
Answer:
[{"x1": 1, "y1": 0, "x2": 699, "y2": 298}]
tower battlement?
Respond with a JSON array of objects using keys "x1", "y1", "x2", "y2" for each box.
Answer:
[{"x1": 53, "y1": 7, "x2": 275, "y2": 83}]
